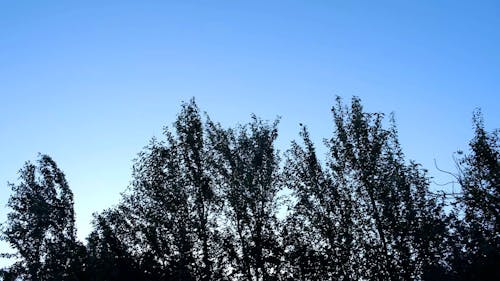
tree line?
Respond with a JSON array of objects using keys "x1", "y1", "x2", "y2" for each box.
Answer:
[{"x1": 1, "y1": 97, "x2": 498, "y2": 280}]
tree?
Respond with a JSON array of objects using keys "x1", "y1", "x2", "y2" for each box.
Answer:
[
  {"x1": 86, "y1": 211, "x2": 141, "y2": 281},
  {"x1": 107, "y1": 99, "x2": 222, "y2": 280},
  {"x1": 207, "y1": 116, "x2": 282, "y2": 281},
  {"x1": 116, "y1": 132, "x2": 196, "y2": 280},
  {"x1": 2, "y1": 154, "x2": 86, "y2": 281},
  {"x1": 328, "y1": 97, "x2": 448, "y2": 280},
  {"x1": 284, "y1": 97, "x2": 449, "y2": 280},
  {"x1": 175, "y1": 100, "x2": 221, "y2": 281},
  {"x1": 6, "y1": 97, "x2": 486, "y2": 280},
  {"x1": 450, "y1": 110, "x2": 500, "y2": 280},
  {"x1": 283, "y1": 125, "x2": 357, "y2": 280}
]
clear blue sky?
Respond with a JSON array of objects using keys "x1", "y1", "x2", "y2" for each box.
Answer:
[{"x1": 1, "y1": 0, "x2": 499, "y2": 249}]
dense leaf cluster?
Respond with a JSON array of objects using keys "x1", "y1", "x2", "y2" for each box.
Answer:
[{"x1": 1, "y1": 97, "x2": 498, "y2": 280}]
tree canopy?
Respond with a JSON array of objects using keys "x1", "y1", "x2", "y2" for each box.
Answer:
[{"x1": 2, "y1": 97, "x2": 498, "y2": 280}]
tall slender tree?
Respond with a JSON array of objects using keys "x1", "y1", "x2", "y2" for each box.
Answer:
[
  {"x1": 283, "y1": 125, "x2": 356, "y2": 280},
  {"x1": 175, "y1": 100, "x2": 221, "y2": 281},
  {"x1": 207, "y1": 116, "x2": 282, "y2": 281},
  {"x1": 327, "y1": 97, "x2": 448, "y2": 280},
  {"x1": 2, "y1": 154, "x2": 85, "y2": 280},
  {"x1": 116, "y1": 130, "x2": 196, "y2": 280},
  {"x1": 450, "y1": 110, "x2": 500, "y2": 280},
  {"x1": 106, "y1": 99, "x2": 222, "y2": 280},
  {"x1": 284, "y1": 97, "x2": 449, "y2": 280}
]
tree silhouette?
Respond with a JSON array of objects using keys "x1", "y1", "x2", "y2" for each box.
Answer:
[
  {"x1": 2, "y1": 154, "x2": 85, "y2": 280},
  {"x1": 101, "y1": 99, "x2": 223, "y2": 280},
  {"x1": 175, "y1": 100, "x2": 221, "y2": 281},
  {"x1": 86, "y1": 211, "x2": 141, "y2": 281},
  {"x1": 283, "y1": 125, "x2": 357, "y2": 280},
  {"x1": 1, "y1": 97, "x2": 498, "y2": 281},
  {"x1": 450, "y1": 110, "x2": 500, "y2": 280},
  {"x1": 207, "y1": 116, "x2": 282, "y2": 281},
  {"x1": 329, "y1": 97, "x2": 449, "y2": 280},
  {"x1": 284, "y1": 97, "x2": 449, "y2": 280}
]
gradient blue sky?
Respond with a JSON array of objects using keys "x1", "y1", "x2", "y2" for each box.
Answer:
[{"x1": 1, "y1": 0, "x2": 499, "y2": 250}]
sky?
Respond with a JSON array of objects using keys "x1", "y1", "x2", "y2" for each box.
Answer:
[{"x1": 1, "y1": 0, "x2": 499, "y2": 256}]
